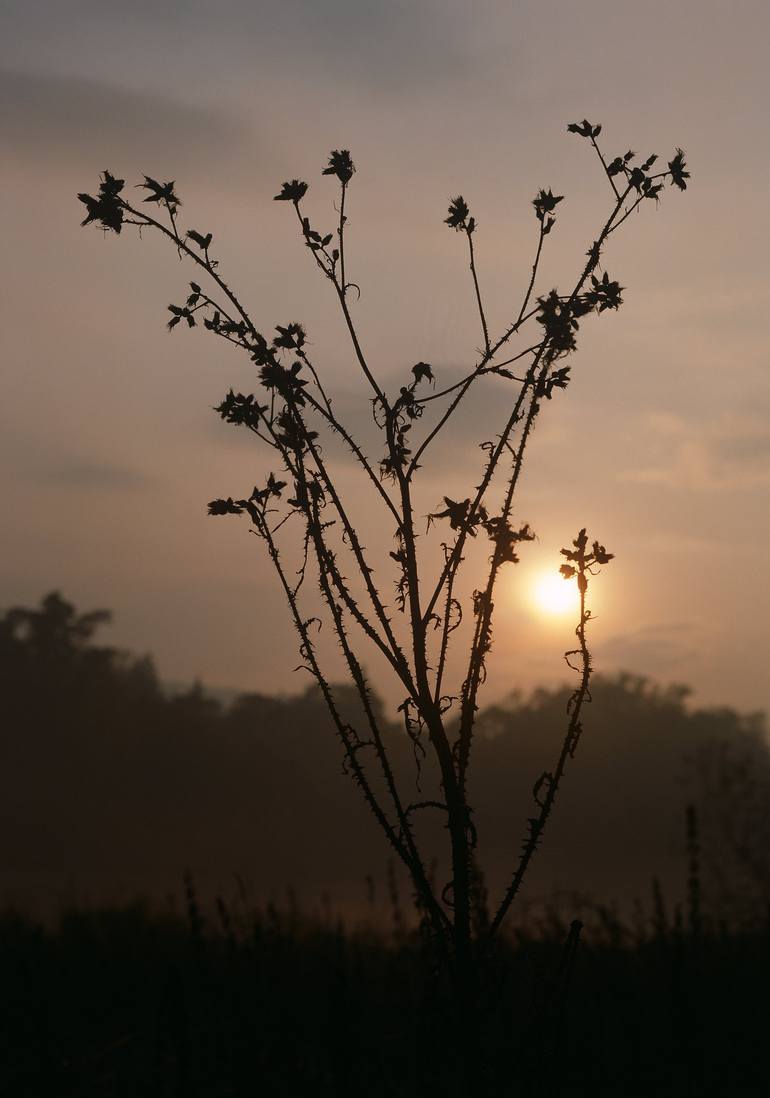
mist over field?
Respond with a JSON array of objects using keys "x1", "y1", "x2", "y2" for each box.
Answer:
[{"x1": 4, "y1": 593, "x2": 768, "y2": 923}]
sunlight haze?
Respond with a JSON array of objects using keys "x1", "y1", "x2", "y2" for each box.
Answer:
[{"x1": 1, "y1": 0, "x2": 768, "y2": 717}]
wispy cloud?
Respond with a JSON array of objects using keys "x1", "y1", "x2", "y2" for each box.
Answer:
[
  {"x1": 596, "y1": 621, "x2": 700, "y2": 676},
  {"x1": 0, "y1": 1, "x2": 469, "y2": 100},
  {"x1": 0, "y1": 69, "x2": 248, "y2": 170},
  {"x1": 27, "y1": 459, "x2": 155, "y2": 492},
  {"x1": 619, "y1": 411, "x2": 770, "y2": 491}
]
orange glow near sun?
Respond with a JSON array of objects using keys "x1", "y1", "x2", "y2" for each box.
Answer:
[{"x1": 531, "y1": 571, "x2": 580, "y2": 617}]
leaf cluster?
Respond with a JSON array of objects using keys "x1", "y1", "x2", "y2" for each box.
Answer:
[
  {"x1": 429, "y1": 499, "x2": 534, "y2": 565},
  {"x1": 532, "y1": 188, "x2": 564, "y2": 234},
  {"x1": 378, "y1": 362, "x2": 436, "y2": 479},
  {"x1": 569, "y1": 119, "x2": 689, "y2": 199},
  {"x1": 214, "y1": 390, "x2": 268, "y2": 429},
  {"x1": 322, "y1": 149, "x2": 355, "y2": 185},
  {"x1": 559, "y1": 528, "x2": 614, "y2": 592},
  {"x1": 444, "y1": 195, "x2": 474, "y2": 233},
  {"x1": 78, "y1": 171, "x2": 125, "y2": 233},
  {"x1": 139, "y1": 175, "x2": 181, "y2": 213}
]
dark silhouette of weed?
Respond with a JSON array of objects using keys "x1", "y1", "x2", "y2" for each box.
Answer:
[{"x1": 75, "y1": 124, "x2": 689, "y2": 1074}]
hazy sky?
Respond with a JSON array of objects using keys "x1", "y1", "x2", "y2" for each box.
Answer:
[{"x1": 2, "y1": 0, "x2": 769, "y2": 716}]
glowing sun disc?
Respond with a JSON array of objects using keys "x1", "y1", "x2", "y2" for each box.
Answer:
[{"x1": 531, "y1": 571, "x2": 580, "y2": 617}]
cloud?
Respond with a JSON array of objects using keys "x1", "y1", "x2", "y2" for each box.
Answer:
[
  {"x1": 619, "y1": 412, "x2": 770, "y2": 492},
  {"x1": 0, "y1": 1, "x2": 469, "y2": 99},
  {"x1": 0, "y1": 69, "x2": 248, "y2": 170},
  {"x1": 29, "y1": 460, "x2": 155, "y2": 492},
  {"x1": 714, "y1": 427, "x2": 770, "y2": 468},
  {"x1": 259, "y1": 0, "x2": 469, "y2": 92},
  {"x1": 597, "y1": 621, "x2": 700, "y2": 676}
]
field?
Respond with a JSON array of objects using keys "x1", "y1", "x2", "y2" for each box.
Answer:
[{"x1": 3, "y1": 890, "x2": 768, "y2": 1097}]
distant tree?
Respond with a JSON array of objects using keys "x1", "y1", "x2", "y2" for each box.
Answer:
[
  {"x1": 0, "y1": 590, "x2": 110, "y2": 660},
  {"x1": 0, "y1": 590, "x2": 160, "y2": 724},
  {"x1": 689, "y1": 710, "x2": 770, "y2": 922},
  {"x1": 77, "y1": 124, "x2": 689, "y2": 1071}
]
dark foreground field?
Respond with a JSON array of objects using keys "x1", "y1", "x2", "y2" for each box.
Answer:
[{"x1": 2, "y1": 894, "x2": 768, "y2": 1098}]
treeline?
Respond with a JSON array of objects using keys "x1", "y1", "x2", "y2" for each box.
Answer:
[{"x1": 2, "y1": 593, "x2": 769, "y2": 923}]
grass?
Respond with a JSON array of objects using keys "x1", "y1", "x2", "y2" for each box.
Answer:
[{"x1": 2, "y1": 887, "x2": 769, "y2": 1097}]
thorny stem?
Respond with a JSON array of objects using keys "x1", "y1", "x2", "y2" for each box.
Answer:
[
  {"x1": 606, "y1": 191, "x2": 648, "y2": 235},
  {"x1": 201, "y1": 307, "x2": 402, "y2": 532},
  {"x1": 284, "y1": 172, "x2": 633, "y2": 956},
  {"x1": 422, "y1": 182, "x2": 632, "y2": 629},
  {"x1": 83, "y1": 129, "x2": 686, "y2": 990},
  {"x1": 295, "y1": 347, "x2": 335, "y2": 417},
  {"x1": 407, "y1": 218, "x2": 545, "y2": 477},
  {"x1": 338, "y1": 182, "x2": 347, "y2": 298},
  {"x1": 384, "y1": 402, "x2": 475, "y2": 973},
  {"x1": 467, "y1": 226, "x2": 490, "y2": 356},
  {"x1": 121, "y1": 201, "x2": 307, "y2": 477},
  {"x1": 303, "y1": 478, "x2": 450, "y2": 943},
  {"x1": 456, "y1": 380, "x2": 542, "y2": 793},
  {"x1": 256, "y1": 509, "x2": 412, "y2": 868},
  {"x1": 411, "y1": 335, "x2": 539, "y2": 410},
  {"x1": 489, "y1": 577, "x2": 594, "y2": 936},
  {"x1": 286, "y1": 361, "x2": 469, "y2": 965},
  {"x1": 433, "y1": 553, "x2": 460, "y2": 707},
  {"x1": 591, "y1": 134, "x2": 621, "y2": 199},
  {"x1": 516, "y1": 223, "x2": 546, "y2": 329},
  {"x1": 406, "y1": 218, "x2": 547, "y2": 480},
  {"x1": 120, "y1": 200, "x2": 259, "y2": 343},
  {"x1": 259, "y1": 506, "x2": 435, "y2": 946},
  {"x1": 293, "y1": 202, "x2": 388, "y2": 409},
  {"x1": 335, "y1": 285, "x2": 387, "y2": 407},
  {"x1": 302, "y1": 388, "x2": 403, "y2": 529},
  {"x1": 300, "y1": 427, "x2": 416, "y2": 692},
  {"x1": 126, "y1": 198, "x2": 412, "y2": 688}
]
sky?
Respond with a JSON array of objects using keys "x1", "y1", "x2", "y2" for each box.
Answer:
[{"x1": 2, "y1": 0, "x2": 769, "y2": 718}]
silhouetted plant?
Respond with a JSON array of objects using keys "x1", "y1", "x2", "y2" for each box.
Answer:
[{"x1": 77, "y1": 124, "x2": 688, "y2": 1036}]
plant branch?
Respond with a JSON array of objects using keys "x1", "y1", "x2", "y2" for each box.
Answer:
[
  {"x1": 490, "y1": 567, "x2": 595, "y2": 936},
  {"x1": 466, "y1": 226, "x2": 490, "y2": 356},
  {"x1": 422, "y1": 183, "x2": 632, "y2": 626}
]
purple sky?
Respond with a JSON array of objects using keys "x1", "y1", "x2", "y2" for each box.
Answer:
[{"x1": 2, "y1": 0, "x2": 769, "y2": 717}]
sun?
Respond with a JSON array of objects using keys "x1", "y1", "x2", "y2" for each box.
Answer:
[{"x1": 531, "y1": 570, "x2": 580, "y2": 617}]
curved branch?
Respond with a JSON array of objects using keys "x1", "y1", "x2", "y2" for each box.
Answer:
[
  {"x1": 422, "y1": 182, "x2": 633, "y2": 626},
  {"x1": 466, "y1": 226, "x2": 490, "y2": 356},
  {"x1": 490, "y1": 578, "x2": 594, "y2": 936},
  {"x1": 292, "y1": 203, "x2": 388, "y2": 409}
]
